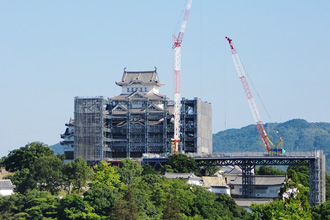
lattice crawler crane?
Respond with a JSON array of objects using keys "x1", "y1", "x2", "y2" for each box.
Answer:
[{"x1": 225, "y1": 37, "x2": 284, "y2": 154}]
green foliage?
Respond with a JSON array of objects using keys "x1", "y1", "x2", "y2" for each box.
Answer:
[
  {"x1": 0, "y1": 142, "x2": 253, "y2": 219},
  {"x1": 2, "y1": 142, "x2": 62, "y2": 194},
  {"x1": 83, "y1": 184, "x2": 119, "y2": 217},
  {"x1": 288, "y1": 165, "x2": 310, "y2": 187},
  {"x1": 21, "y1": 190, "x2": 58, "y2": 219},
  {"x1": 34, "y1": 156, "x2": 64, "y2": 195},
  {"x1": 326, "y1": 172, "x2": 330, "y2": 201},
  {"x1": 91, "y1": 161, "x2": 121, "y2": 189},
  {"x1": 132, "y1": 174, "x2": 249, "y2": 220},
  {"x1": 57, "y1": 194, "x2": 100, "y2": 220},
  {"x1": 118, "y1": 158, "x2": 143, "y2": 184},
  {"x1": 167, "y1": 154, "x2": 198, "y2": 173},
  {"x1": 250, "y1": 199, "x2": 312, "y2": 220},
  {"x1": 256, "y1": 165, "x2": 286, "y2": 175},
  {"x1": 111, "y1": 188, "x2": 139, "y2": 220},
  {"x1": 213, "y1": 119, "x2": 330, "y2": 172},
  {"x1": 6, "y1": 168, "x2": 37, "y2": 194},
  {"x1": 63, "y1": 157, "x2": 90, "y2": 194},
  {"x1": 0, "y1": 189, "x2": 58, "y2": 219},
  {"x1": 312, "y1": 200, "x2": 330, "y2": 219},
  {"x1": 160, "y1": 164, "x2": 174, "y2": 174},
  {"x1": 162, "y1": 192, "x2": 182, "y2": 220},
  {"x1": 142, "y1": 164, "x2": 157, "y2": 176},
  {"x1": 2, "y1": 142, "x2": 54, "y2": 172},
  {"x1": 199, "y1": 166, "x2": 220, "y2": 176},
  {"x1": 251, "y1": 177, "x2": 312, "y2": 220}
]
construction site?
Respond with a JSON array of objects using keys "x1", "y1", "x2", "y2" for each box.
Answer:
[
  {"x1": 60, "y1": 0, "x2": 214, "y2": 163},
  {"x1": 59, "y1": 0, "x2": 326, "y2": 206},
  {"x1": 66, "y1": 68, "x2": 212, "y2": 163}
]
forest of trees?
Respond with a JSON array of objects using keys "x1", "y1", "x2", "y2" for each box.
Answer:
[
  {"x1": 0, "y1": 142, "x2": 329, "y2": 219},
  {"x1": 0, "y1": 142, "x2": 248, "y2": 219}
]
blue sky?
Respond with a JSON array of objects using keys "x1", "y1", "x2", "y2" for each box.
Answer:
[{"x1": 0, "y1": 0, "x2": 329, "y2": 157}]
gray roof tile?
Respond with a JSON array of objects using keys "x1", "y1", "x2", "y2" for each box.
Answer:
[
  {"x1": 0, "y1": 179, "x2": 15, "y2": 189},
  {"x1": 116, "y1": 69, "x2": 164, "y2": 87}
]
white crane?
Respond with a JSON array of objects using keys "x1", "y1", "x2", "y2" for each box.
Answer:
[{"x1": 172, "y1": 0, "x2": 192, "y2": 153}]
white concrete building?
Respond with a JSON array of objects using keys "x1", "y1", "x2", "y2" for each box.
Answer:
[
  {"x1": 203, "y1": 176, "x2": 231, "y2": 195},
  {"x1": 226, "y1": 175, "x2": 286, "y2": 198},
  {"x1": 0, "y1": 179, "x2": 15, "y2": 196},
  {"x1": 164, "y1": 173, "x2": 231, "y2": 195},
  {"x1": 187, "y1": 177, "x2": 203, "y2": 186}
]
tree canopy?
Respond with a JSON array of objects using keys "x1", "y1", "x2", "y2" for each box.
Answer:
[
  {"x1": 2, "y1": 142, "x2": 54, "y2": 172},
  {"x1": 256, "y1": 165, "x2": 286, "y2": 175},
  {"x1": 6, "y1": 141, "x2": 330, "y2": 219},
  {"x1": 166, "y1": 154, "x2": 198, "y2": 173},
  {"x1": 91, "y1": 160, "x2": 121, "y2": 189}
]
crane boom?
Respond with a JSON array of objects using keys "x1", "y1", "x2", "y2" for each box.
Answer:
[
  {"x1": 226, "y1": 36, "x2": 275, "y2": 152},
  {"x1": 172, "y1": 0, "x2": 192, "y2": 153}
]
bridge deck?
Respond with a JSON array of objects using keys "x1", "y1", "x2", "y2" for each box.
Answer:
[{"x1": 142, "y1": 151, "x2": 325, "y2": 206}]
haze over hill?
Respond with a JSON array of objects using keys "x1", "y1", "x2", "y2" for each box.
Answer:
[{"x1": 213, "y1": 119, "x2": 330, "y2": 172}]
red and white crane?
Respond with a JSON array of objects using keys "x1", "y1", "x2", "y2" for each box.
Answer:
[
  {"x1": 225, "y1": 37, "x2": 283, "y2": 153},
  {"x1": 172, "y1": 0, "x2": 192, "y2": 154}
]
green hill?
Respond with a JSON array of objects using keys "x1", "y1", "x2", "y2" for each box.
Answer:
[
  {"x1": 49, "y1": 142, "x2": 64, "y2": 155},
  {"x1": 213, "y1": 119, "x2": 330, "y2": 172}
]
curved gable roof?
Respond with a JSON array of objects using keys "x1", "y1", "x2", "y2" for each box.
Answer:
[{"x1": 116, "y1": 69, "x2": 164, "y2": 87}]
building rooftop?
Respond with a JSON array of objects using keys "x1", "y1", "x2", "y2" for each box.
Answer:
[
  {"x1": 116, "y1": 69, "x2": 164, "y2": 87},
  {"x1": 202, "y1": 176, "x2": 228, "y2": 187},
  {"x1": 65, "y1": 118, "x2": 74, "y2": 127},
  {"x1": 0, "y1": 179, "x2": 15, "y2": 189},
  {"x1": 110, "y1": 91, "x2": 169, "y2": 101},
  {"x1": 226, "y1": 175, "x2": 286, "y2": 186},
  {"x1": 234, "y1": 198, "x2": 273, "y2": 208},
  {"x1": 164, "y1": 172, "x2": 196, "y2": 179}
]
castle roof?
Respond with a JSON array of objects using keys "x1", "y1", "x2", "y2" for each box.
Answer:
[
  {"x1": 110, "y1": 91, "x2": 169, "y2": 101},
  {"x1": 65, "y1": 118, "x2": 74, "y2": 127},
  {"x1": 115, "y1": 69, "x2": 164, "y2": 87}
]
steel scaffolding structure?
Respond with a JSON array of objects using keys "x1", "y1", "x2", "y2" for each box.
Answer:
[
  {"x1": 74, "y1": 97, "x2": 105, "y2": 162},
  {"x1": 105, "y1": 98, "x2": 171, "y2": 158},
  {"x1": 72, "y1": 69, "x2": 213, "y2": 163}
]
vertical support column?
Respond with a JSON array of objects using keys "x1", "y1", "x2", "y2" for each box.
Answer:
[
  {"x1": 181, "y1": 99, "x2": 185, "y2": 152},
  {"x1": 163, "y1": 100, "x2": 168, "y2": 153},
  {"x1": 145, "y1": 100, "x2": 149, "y2": 154},
  {"x1": 126, "y1": 99, "x2": 131, "y2": 158},
  {"x1": 108, "y1": 100, "x2": 113, "y2": 158},
  {"x1": 99, "y1": 99, "x2": 105, "y2": 161},
  {"x1": 309, "y1": 160, "x2": 316, "y2": 206},
  {"x1": 321, "y1": 152, "x2": 326, "y2": 203},
  {"x1": 240, "y1": 161, "x2": 255, "y2": 197},
  {"x1": 309, "y1": 151, "x2": 326, "y2": 206},
  {"x1": 194, "y1": 99, "x2": 198, "y2": 153}
]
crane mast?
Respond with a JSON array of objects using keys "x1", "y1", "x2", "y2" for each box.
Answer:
[
  {"x1": 172, "y1": 0, "x2": 192, "y2": 153},
  {"x1": 225, "y1": 37, "x2": 283, "y2": 153}
]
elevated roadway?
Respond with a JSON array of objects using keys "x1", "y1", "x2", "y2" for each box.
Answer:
[{"x1": 142, "y1": 151, "x2": 326, "y2": 206}]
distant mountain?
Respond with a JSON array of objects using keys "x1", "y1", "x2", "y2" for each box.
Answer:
[
  {"x1": 213, "y1": 119, "x2": 330, "y2": 172},
  {"x1": 49, "y1": 142, "x2": 64, "y2": 155}
]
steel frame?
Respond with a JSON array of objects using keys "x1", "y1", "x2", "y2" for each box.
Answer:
[{"x1": 142, "y1": 152, "x2": 325, "y2": 206}]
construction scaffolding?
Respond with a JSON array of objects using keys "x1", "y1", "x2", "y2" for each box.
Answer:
[
  {"x1": 181, "y1": 98, "x2": 212, "y2": 154},
  {"x1": 72, "y1": 69, "x2": 213, "y2": 163},
  {"x1": 74, "y1": 97, "x2": 105, "y2": 162},
  {"x1": 105, "y1": 97, "x2": 171, "y2": 158}
]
